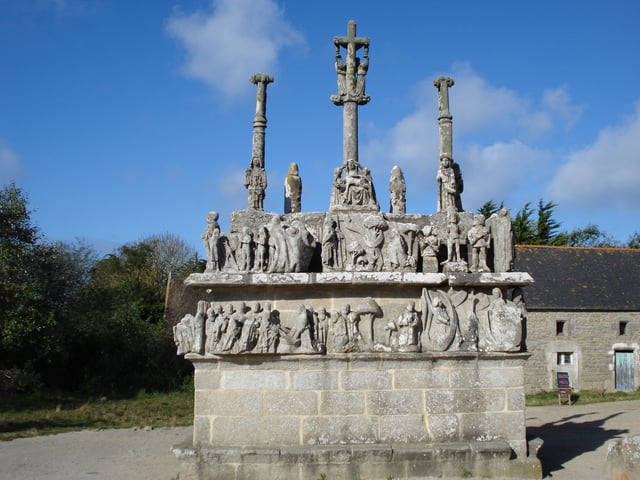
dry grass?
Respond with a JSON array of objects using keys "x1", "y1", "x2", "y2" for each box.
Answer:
[
  {"x1": 0, "y1": 382, "x2": 193, "y2": 441},
  {"x1": 526, "y1": 388, "x2": 640, "y2": 407}
]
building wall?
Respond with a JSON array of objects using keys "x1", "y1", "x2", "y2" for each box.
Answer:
[{"x1": 524, "y1": 311, "x2": 640, "y2": 393}]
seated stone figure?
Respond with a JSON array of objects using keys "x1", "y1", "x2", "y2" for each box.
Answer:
[{"x1": 331, "y1": 159, "x2": 379, "y2": 210}]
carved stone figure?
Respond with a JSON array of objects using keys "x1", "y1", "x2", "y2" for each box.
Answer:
[
  {"x1": 254, "y1": 226, "x2": 269, "y2": 272},
  {"x1": 267, "y1": 216, "x2": 315, "y2": 273},
  {"x1": 237, "y1": 302, "x2": 261, "y2": 353},
  {"x1": 218, "y1": 234, "x2": 238, "y2": 271},
  {"x1": 343, "y1": 213, "x2": 387, "y2": 271},
  {"x1": 284, "y1": 162, "x2": 302, "y2": 213},
  {"x1": 321, "y1": 217, "x2": 345, "y2": 270},
  {"x1": 387, "y1": 228, "x2": 408, "y2": 270},
  {"x1": 418, "y1": 225, "x2": 440, "y2": 273},
  {"x1": 202, "y1": 211, "x2": 220, "y2": 273},
  {"x1": 486, "y1": 288, "x2": 523, "y2": 352},
  {"x1": 328, "y1": 303, "x2": 364, "y2": 353},
  {"x1": 330, "y1": 21, "x2": 370, "y2": 106},
  {"x1": 329, "y1": 304, "x2": 350, "y2": 352},
  {"x1": 389, "y1": 166, "x2": 406, "y2": 214},
  {"x1": 205, "y1": 302, "x2": 223, "y2": 354},
  {"x1": 443, "y1": 209, "x2": 466, "y2": 272},
  {"x1": 257, "y1": 302, "x2": 278, "y2": 353},
  {"x1": 173, "y1": 314, "x2": 195, "y2": 355},
  {"x1": 489, "y1": 208, "x2": 515, "y2": 272},
  {"x1": 331, "y1": 158, "x2": 379, "y2": 210},
  {"x1": 386, "y1": 302, "x2": 420, "y2": 352},
  {"x1": 280, "y1": 304, "x2": 315, "y2": 353},
  {"x1": 237, "y1": 227, "x2": 254, "y2": 271},
  {"x1": 436, "y1": 154, "x2": 463, "y2": 213},
  {"x1": 192, "y1": 300, "x2": 207, "y2": 354},
  {"x1": 422, "y1": 289, "x2": 459, "y2": 352},
  {"x1": 244, "y1": 157, "x2": 267, "y2": 210},
  {"x1": 313, "y1": 307, "x2": 330, "y2": 352},
  {"x1": 173, "y1": 301, "x2": 207, "y2": 355},
  {"x1": 220, "y1": 303, "x2": 240, "y2": 353},
  {"x1": 467, "y1": 214, "x2": 491, "y2": 273},
  {"x1": 401, "y1": 224, "x2": 419, "y2": 270}
]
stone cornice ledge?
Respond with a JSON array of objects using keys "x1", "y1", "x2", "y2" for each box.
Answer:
[
  {"x1": 184, "y1": 271, "x2": 533, "y2": 287},
  {"x1": 185, "y1": 351, "x2": 532, "y2": 362}
]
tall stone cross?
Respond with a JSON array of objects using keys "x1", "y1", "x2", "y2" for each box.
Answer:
[
  {"x1": 433, "y1": 76, "x2": 454, "y2": 159},
  {"x1": 331, "y1": 20, "x2": 370, "y2": 166}
]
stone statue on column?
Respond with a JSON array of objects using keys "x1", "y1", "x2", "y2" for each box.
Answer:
[
  {"x1": 244, "y1": 73, "x2": 274, "y2": 210},
  {"x1": 434, "y1": 76, "x2": 463, "y2": 213}
]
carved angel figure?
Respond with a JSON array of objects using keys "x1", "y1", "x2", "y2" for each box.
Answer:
[{"x1": 421, "y1": 288, "x2": 459, "y2": 352}]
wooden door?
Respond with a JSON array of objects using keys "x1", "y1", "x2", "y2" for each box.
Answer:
[{"x1": 615, "y1": 351, "x2": 635, "y2": 392}]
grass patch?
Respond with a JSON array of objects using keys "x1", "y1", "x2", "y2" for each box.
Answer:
[
  {"x1": 526, "y1": 388, "x2": 640, "y2": 407},
  {"x1": 0, "y1": 380, "x2": 194, "y2": 441}
]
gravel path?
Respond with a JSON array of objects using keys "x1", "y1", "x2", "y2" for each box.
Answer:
[{"x1": 1, "y1": 399, "x2": 639, "y2": 479}]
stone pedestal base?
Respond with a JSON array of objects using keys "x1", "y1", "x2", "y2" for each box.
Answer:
[
  {"x1": 176, "y1": 352, "x2": 542, "y2": 479},
  {"x1": 174, "y1": 441, "x2": 542, "y2": 480}
]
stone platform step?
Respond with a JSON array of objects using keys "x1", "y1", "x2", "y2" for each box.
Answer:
[{"x1": 173, "y1": 441, "x2": 542, "y2": 480}]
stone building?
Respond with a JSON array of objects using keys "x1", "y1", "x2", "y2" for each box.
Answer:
[{"x1": 515, "y1": 245, "x2": 640, "y2": 394}]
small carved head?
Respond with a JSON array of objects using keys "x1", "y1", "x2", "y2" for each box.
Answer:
[
  {"x1": 288, "y1": 162, "x2": 299, "y2": 176},
  {"x1": 206, "y1": 211, "x2": 219, "y2": 223}
]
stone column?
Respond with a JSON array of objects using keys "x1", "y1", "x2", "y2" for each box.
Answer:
[
  {"x1": 343, "y1": 102, "x2": 359, "y2": 164},
  {"x1": 433, "y1": 76, "x2": 454, "y2": 159},
  {"x1": 250, "y1": 73, "x2": 274, "y2": 168}
]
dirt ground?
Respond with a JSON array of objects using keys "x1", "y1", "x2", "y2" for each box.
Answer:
[{"x1": 1, "y1": 399, "x2": 639, "y2": 480}]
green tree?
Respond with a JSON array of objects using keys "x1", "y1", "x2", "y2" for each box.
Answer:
[
  {"x1": 0, "y1": 183, "x2": 50, "y2": 368},
  {"x1": 627, "y1": 232, "x2": 640, "y2": 248},
  {"x1": 477, "y1": 200, "x2": 503, "y2": 219},
  {"x1": 535, "y1": 200, "x2": 562, "y2": 245},
  {"x1": 512, "y1": 199, "x2": 563, "y2": 245},
  {"x1": 554, "y1": 224, "x2": 620, "y2": 248},
  {"x1": 1, "y1": 184, "x2": 96, "y2": 389},
  {"x1": 512, "y1": 202, "x2": 535, "y2": 244},
  {"x1": 70, "y1": 235, "x2": 197, "y2": 392}
]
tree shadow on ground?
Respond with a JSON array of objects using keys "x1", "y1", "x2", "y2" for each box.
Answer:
[{"x1": 527, "y1": 412, "x2": 627, "y2": 477}]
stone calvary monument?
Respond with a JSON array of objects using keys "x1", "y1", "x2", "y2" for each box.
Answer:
[{"x1": 173, "y1": 21, "x2": 542, "y2": 480}]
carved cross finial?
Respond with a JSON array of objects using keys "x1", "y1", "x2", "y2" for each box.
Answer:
[
  {"x1": 331, "y1": 20, "x2": 370, "y2": 105},
  {"x1": 433, "y1": 76, "x2": 454, "y2": 119}
]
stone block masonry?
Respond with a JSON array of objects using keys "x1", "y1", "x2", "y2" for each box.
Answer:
[{"x1": 176, "y1": 352, "x2": 541, "y2": 479}]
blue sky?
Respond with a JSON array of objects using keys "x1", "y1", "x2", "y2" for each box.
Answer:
[{"x1": 2, "y1": 0, "x2": 640, "y2": 257}]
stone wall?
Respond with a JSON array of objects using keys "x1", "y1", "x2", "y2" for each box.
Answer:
[
  {"x1": 524, "y1": 310, "x2": 640, "y2": 393},
  {"x1": 187, "y1": 353, "x2": 530, "y2": 465}
]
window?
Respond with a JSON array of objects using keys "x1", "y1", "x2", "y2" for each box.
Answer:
[
  {"x1": 557, "y1": 352, "x2": 573, "y2": 365},
  {"x1": 619, "y1": 321, "x2": 628, "y2": 336},
  {"x1": 556, "y1": 320, "x2": 566, "y2": 336}
]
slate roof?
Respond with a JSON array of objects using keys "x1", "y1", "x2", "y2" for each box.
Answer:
[{"x1": 514, "y1": 245, "x2": 640, "y2": 311}]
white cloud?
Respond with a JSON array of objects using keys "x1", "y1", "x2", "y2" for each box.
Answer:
[
  {"x1": 167, "y1": 0, "x2": 305, "y2": 97},
  {"x1": 542, "y1": 87, "x2": 584, "y2": 130},
  {"x1": 461, "y1": 141, "x2": 553, "y2": 210},
  {"x1": 0, "y1": 140, "x2": 23, "y2": 185},
  {"x1": 217, "y1": 165, "x2": 247, "y2": 209},
  {"x1": 547, "y1": 100, "x2": 640, "y2": 211},
  {"x1": 362, "y1": 63, "x2": 572, "y2": 212}
]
